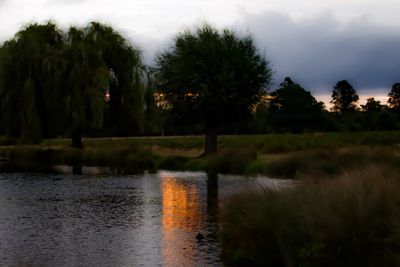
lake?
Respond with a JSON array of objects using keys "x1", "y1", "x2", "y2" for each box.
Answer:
[{"x1": 0, "y1": 171, "x2": 291, "y2": 266}]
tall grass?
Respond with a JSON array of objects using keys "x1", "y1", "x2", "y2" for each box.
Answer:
[
  {"x1": 220, "y1": 165, "x2": 400, "y2": 267},
  {"x1": 262, "y1": 146, "x2": 400, "y2": 179}
]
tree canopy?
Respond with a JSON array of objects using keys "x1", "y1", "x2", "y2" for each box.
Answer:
[
  {"x1": 388, "y1": 82, "x2": 400, "y2": 113},
  {"x1": 0, "y1": 22, "x2": 144, "y2": 147},
  {"x1": 361, "y1": 97, "x2": 383, "y2": 112},
  {"x1": 268, "y1": 77, "x2": 326, "y2": 133},
  {"x1": 156, "y1": 24, "x2": 272, "y2": 155},
  {"x1": 331, "y1": 80, "x2": 359, "y2": 113},
  {"x1": 0, "y1": 22, "x2": 64, "y2": 143}
]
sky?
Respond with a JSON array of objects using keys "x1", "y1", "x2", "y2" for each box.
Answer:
[{"x1": 0, "y1": 0, "x2": 399, "y2": 105}]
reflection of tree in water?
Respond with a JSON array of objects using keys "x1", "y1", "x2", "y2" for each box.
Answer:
[
  {"x1": 207, "y1": 172, "x2": 219, "y2": 220},
  {"x1": 206, "y1": 172, "x2": 220, "y2": 260}
]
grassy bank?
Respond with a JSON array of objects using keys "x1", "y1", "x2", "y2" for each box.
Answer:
[
  {"x1": 220, "y1": 165, "x2": 400, "y2": 267},
  {"x1": 38, "y1": 131, "x2": 400, "y2": 153},
  {"x1": 1, "y1": 132, "x2": 400, "y2": 175}
]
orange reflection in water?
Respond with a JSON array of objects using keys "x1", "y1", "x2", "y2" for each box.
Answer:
[{"x1": 161, "y1": 175, "x2": 202, "y2": 266}]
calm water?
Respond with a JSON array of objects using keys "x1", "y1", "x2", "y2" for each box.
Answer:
[{"x1": 0, "y1": 171, "x2": 291, "y2": 267}]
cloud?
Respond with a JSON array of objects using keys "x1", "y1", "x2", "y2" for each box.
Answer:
[
  {"x1": 136, "y1": 11, "x2": 400, "y2": 95},
  {"x1": 233, "y1": 11, "x2": 400, "y2": 93},
  {"x1": 46, "y1": 0, "x2": 88, "y2": 5},
  {"x1": 1, "y1": 2, "x2": 398, "y2": 95}
]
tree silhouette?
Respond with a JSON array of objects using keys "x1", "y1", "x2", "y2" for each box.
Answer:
[
  {"x1": 268, "y1": 77, "x2": 326, "y2": 133},
  {"x1": 388, "y1": 82, "x2": 400, "y2": 113},
  {"x1": 0, "y1": 22, "x2": 64, "y2": 143},
  {"x1": 330, "y1": 80, "x2": 359, "y2": 112},
  {"x1": 360, "y1": 98, "x2": 385, "y2": 130},
  {"x1": 62, "y1": 23, "x2": 143, "y2": 147},
  {"x1": 361, "y1": 97, "x2": 383, "y2": 112},
  {"x1": 156, "y1": 24, "x2": 272, "y2": 155},
  {"x1": 0, "y1": 22, "x2": 143, "y2": 147}
]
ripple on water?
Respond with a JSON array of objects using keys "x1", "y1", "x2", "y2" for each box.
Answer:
[{"x1": 0, "y1": 171, "x2": 291, "y2": 266}]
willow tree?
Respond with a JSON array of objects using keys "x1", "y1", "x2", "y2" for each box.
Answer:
[
  {"x1": 0, "y1": 21, "x2": 144, "y2": 147},
  {"x1": 156, "y1": 25, "x2": 272, "y2": 155},
  {"x1": 80, "y1": 22, "x2": 144, "y2": 136},
  {"x1": 62, "y1": 22, "x2": 144, "y2": 147},
  {"x1": 0, "y1": 22, "x2": 64, "y2": 143}
]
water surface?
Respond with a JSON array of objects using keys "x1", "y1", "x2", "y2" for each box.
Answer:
[{"x1": 0, "y1": 171, "x2": 290, "y2": 266}]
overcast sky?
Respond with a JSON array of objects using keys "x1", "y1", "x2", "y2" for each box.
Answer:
[{"x1": 0, "y1": 0, "x2": 399, "y2": 102}]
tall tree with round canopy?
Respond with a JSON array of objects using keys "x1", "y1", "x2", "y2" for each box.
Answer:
[
  {"x1": 268, "y1": 77, "x2": 326, "y2": 133},
  {"x1": 330, "y1": 80, "x2": 359, "y2": 113},
  {"x1": 156, "y1": 25, "x2": 272, "y2": 155}
]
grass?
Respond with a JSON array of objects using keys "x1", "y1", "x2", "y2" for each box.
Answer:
[
  {"x1": 1, "y1": 132, "x2": 400, "y2": 175},
  {"x1": 260, "y1": 146, "x2": 400, "y2": 179},
  {"x1": 38, "y1": 131, "x2": 400, "y2": 153},
  {"x1": 220, "y1": 165, "x2": 400, "y2": 267}
]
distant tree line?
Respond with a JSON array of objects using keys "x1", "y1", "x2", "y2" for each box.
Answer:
[
  {"x1": 251, "y1": 79, "x2": 400, "y2": 134},
  {"x1": 0, "y1": 21, "x2": 399, "y2": 152}
]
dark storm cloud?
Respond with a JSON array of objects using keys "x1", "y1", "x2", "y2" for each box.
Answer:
[{"x1": 234, "y1": 11, "x2": 400, "y2": 93}]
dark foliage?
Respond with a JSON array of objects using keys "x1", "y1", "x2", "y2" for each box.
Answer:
[
  {"x1": 268, "y1": 77, "x2": 327, "y2": 133},
  {"x1": 0, "y1": 22, "x2": 144, "y2": 146},
  {"x1": 331, "y1": 80, "x2": 359, "y2": 113},
  {"x1": 156, "y1": 24, "x2": 272, "y2": 154}
]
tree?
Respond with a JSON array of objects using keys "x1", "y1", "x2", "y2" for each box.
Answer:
[
  {"x1": 0, "y1": 22, "x2": 144, "y2": 147},
  {"x1": 360, "y1": 97, "x2": 384, "y2": 131},
  {"x1": 268, "y1": 77, "x2": 326, "y2": 133},
  {"x1": 361, "y1": 97, "x2": 383, "y2": 112},
  {"x1": 388, "y1": 82, "x2": 400, "y2": 113},
  {"x1": 0, "y1": 22, "x2": 64, "y2": 143},
  {"x1": 83, "y1": 23, "x2": 144, "y2": 137},
  {"x1": 143, "y1": 67, "x2": 164, "y2": 135},
  {"x1": 330, "y1": 80, "x2": 359, "y2": 112},
  {"x1": 156, "y1": 25, "x2": 272, "y2": 155},
  {"x1": 62, "y1": 22, "x2": 144, "y2": 147}
]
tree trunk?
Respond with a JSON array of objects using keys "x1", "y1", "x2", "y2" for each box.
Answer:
[
  {"x1": 204, "y1": 122, "x2": 218, "y2": 156},
  {"x1": 71, "y1": 129, "x2": 83, "y2": 149}
]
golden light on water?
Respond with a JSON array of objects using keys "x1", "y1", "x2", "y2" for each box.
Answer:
[
  {"x1": 162, "y1": 176, "x2": 201, "y2": 230},
  {"x1": 161, "y1": 174, "x2": 202, "y2": 266}
]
